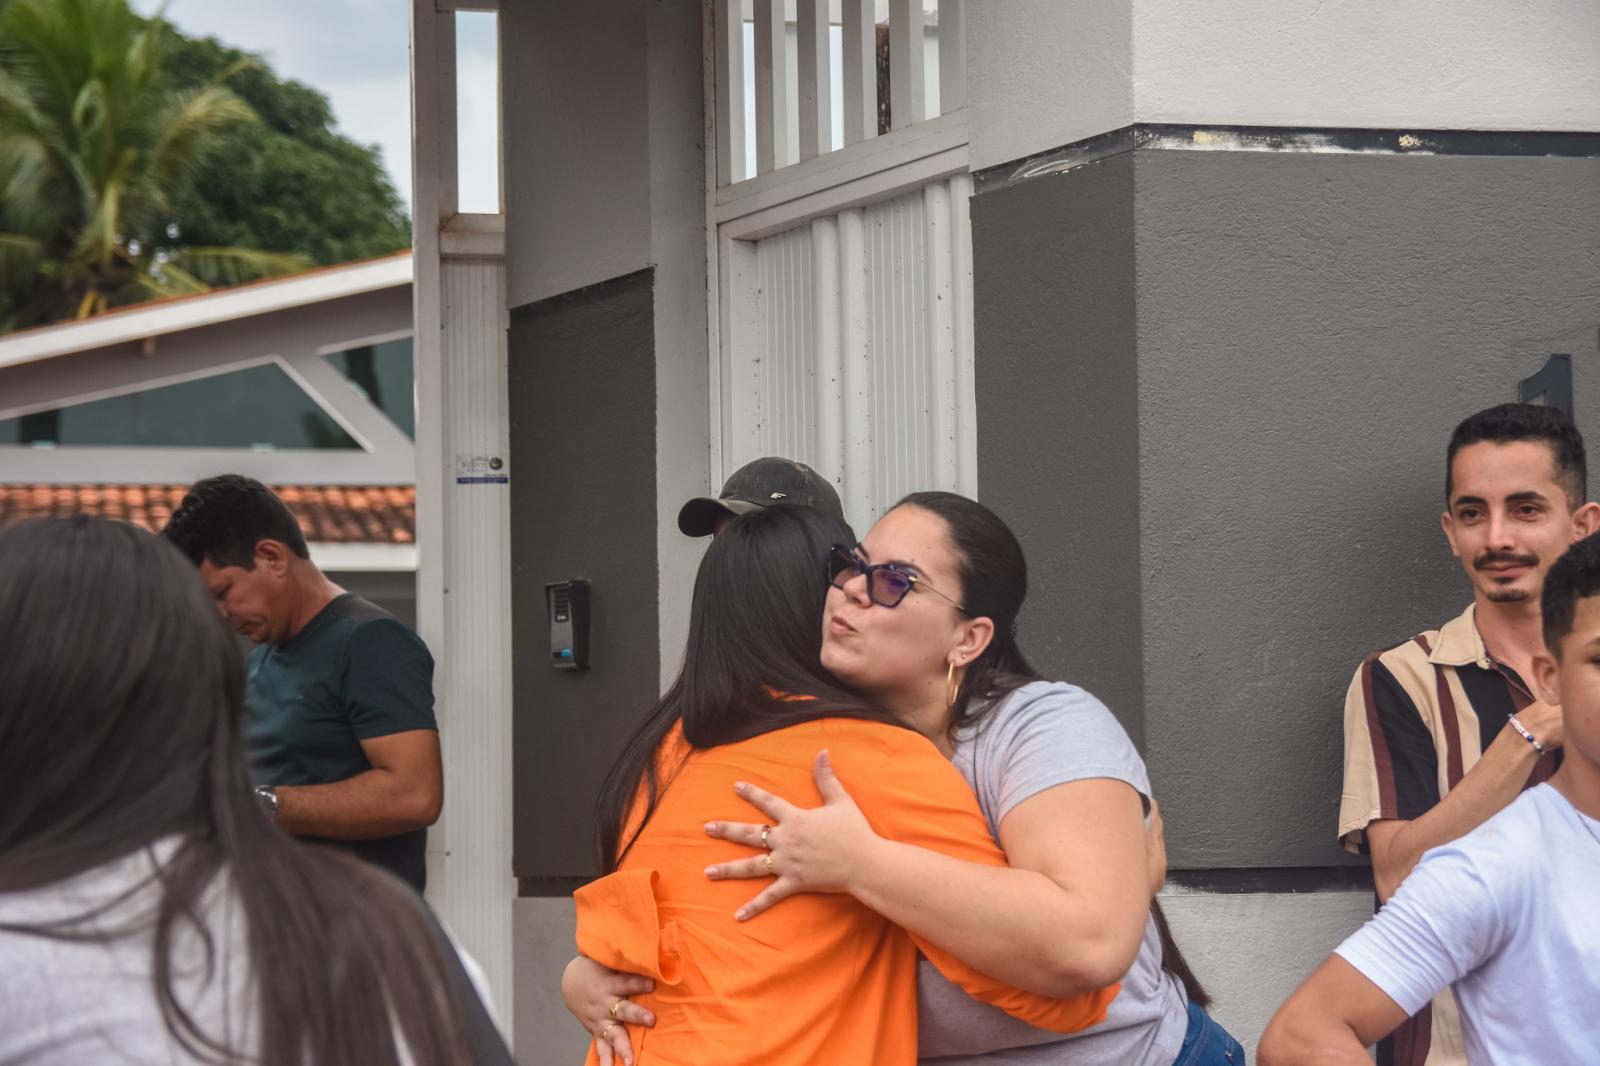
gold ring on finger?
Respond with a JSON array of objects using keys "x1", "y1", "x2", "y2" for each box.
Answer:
[
  {"x1": 609, "y1": 998, "x2": 625, "y2": 1020},
  {"x1": 600, "y1": 1021, "x2": 617, "y2": 1039},
  {"x1": 763, "y1": 852, "x2": 775, "y2": 873},
  {"x1": 760, "y1": 824, "x2": 772, "y2": 849}
]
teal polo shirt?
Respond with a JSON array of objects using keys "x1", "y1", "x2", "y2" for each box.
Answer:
[{"x1": 245, "y1": 593, "x2": 436, "y2": 891}]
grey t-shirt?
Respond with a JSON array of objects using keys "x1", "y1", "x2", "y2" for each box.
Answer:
[{"x1": 916, "y1": 681, "x2": 1189, "y2": 1065}]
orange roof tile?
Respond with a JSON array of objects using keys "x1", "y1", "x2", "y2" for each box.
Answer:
[{"x1": 0, "y1": 484, "x2": 415, "y2": 545}]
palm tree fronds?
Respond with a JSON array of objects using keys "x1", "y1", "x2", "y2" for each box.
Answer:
[
  {"x1": 0, "y1": 232, "x2": 44, "y2": 277},
  {"x1": 147, "y1": 260, "x2": 208, "y2": 295},
  {"x1": 170, "y1": 245, "x2": 310, "y2": 287},
  {"x1": 146, "y1": 85, "x2": 256, "y2": 201},
  {"x1": 0, "y1": 62, "x2": 54, "y2": 138},
  {"x1": 210, "y1": 56, "x2": 262, "y2": 89}
]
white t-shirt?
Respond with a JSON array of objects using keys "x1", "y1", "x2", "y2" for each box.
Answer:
[
  {"x1": 0, "y1": 843, "x2": 256, "y2": 1065},
  {"x1": 1334, "y1": 783, "x2": 1600, "y2": 1066},
  {"x1": 0, "y1": 839, "x2": 498, "y2": 1065}
]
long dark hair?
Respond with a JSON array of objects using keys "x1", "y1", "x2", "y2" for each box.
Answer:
[
  {"x1": 0, "y1": 517, "x2": 475, "y2": 1064},
  {"x1": 594, "y1": 505, "x2": 902, "y2": 871},
  {"x1": 893, "y1": 492, "x2": 1212, "y2": 1009}
]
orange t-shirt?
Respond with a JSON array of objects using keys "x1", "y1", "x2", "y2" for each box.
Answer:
[{"x1": 575, "y1": 717, "x2": 1118, "y2": 1065}]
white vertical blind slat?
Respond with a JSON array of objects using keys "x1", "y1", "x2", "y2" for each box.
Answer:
[
  {"x1": 754, "y1": 0, "x2": 790, "y2": 174},
  {"x1": 735, "y1": 178, "x2": 972, "y2": 528},
  {"x1": 841, "y1": 0, "x2": 876, "y2": 146},
  {"x1": 888, "y1": 0, "x2": 925, "y2": 131},
  {"x1": 714, "y1": 0, "x2": 746, "y2": 185},
  {"x1": 797, "y1": 0, "x2": 831, "y2": 161},
  {"x1": 948, "y1": 172, "x2": 978, "y2": 497},
  {"x1": 924, "y1": 179, "x2": 958, "y2": 490},
  {"x1": 812, "y1": 217, "x2": 842, "y2": 486},
  {"x1": 838, "y1": 207, "x2": 875, "y2": 533},
  {"x1": 937, "y1": 0, "x2": 967, "y2": 114}
]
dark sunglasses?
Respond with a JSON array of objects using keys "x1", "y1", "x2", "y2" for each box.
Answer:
[{"x1": 827, "y1": 544, "x2": 968, "y2": 613}]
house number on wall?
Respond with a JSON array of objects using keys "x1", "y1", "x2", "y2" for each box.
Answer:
[{"x1": 1518, "y1": 354, "x2": 1573, "y2": 418}]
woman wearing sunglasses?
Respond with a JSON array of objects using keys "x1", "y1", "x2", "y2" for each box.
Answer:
[
  {"x1": 569, "y1": 492, "x2": 1242, "y2": 1066},
  {"x1": 566, "y1": 503, "x2": 1117, "y2": 1065}
]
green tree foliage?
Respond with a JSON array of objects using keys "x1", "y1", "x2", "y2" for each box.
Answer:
[
  {"x1": 155, "y1": 30, "x2": 410, "y2": 268},
  {"x1": 0, "y1": 0, "x2": 409, "y2": 333},
  {"x1": 0, "y1": 0, "x2": 307, "y2": 328}
]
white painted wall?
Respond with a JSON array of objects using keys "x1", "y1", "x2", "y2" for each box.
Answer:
[
  {"x1": 1159, "y1": 887, "x2": 1374, "y2": 1057},
  {"x1": 411, "y1": 1, "x2": 517, "y2": 1032},
  {"x1": 499, "y1": 2, "x2": 709, "y2": 1048},
  {"x1": 501, "y1": 0, "x2": 708, "y2": 684},
  {"x1": 1135, "y1": 0, "x2": 1600, "y2": 134},
  {"x1": 967, "y1": 0, "x2": 1600, "y2": 170},
  {"x1": 502, "y1": 1, "x2": 652, "y2": 308},
  {"x1": 649, "y1": 0, "x2": 713, "y2": 691},
  {"x1": 425, "y1": 257, "x2": 515, "y2": 1028},
  {"x1": 966, "y1": 0, "x2": 1132, "y2": 171}
]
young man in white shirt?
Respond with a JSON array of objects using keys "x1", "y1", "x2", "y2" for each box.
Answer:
[{"x1": 1260, "y1": 533, "x2": 1600, "y2": 1066}]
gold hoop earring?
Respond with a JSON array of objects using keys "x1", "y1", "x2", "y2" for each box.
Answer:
[{"x1": 946, "y1": 660, "x2": 960, "y2": 710}]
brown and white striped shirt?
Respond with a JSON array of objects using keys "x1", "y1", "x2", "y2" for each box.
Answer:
[{"x1": 1340, "y1": 603, "x2": 1559, "y2": 1066}]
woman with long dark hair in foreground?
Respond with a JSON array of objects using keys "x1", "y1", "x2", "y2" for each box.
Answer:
[
  {"x1": 0, "y1": 517, "x2": 510, "y2": 1065},
  {"x1": 567, "y1": 504, "x2": 1117, "y2": 1065}
]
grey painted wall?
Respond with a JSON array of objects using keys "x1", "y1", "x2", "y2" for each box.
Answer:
[
  {"x1": 972, "y1": 154, "x2": 1147, "y2": 748},
  {"x1": 508, "y1": 269, "x2": 661, "y2": 882},
  {"x1": 513, "y1": 897, "x2": 587, "y2": 1064},
  {"x1": 975, "y1": 146, "x2": 1600, "y2": 868}
]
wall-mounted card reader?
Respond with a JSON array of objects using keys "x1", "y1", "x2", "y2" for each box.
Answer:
[{"x1": 546, "y1": 579, "x2": 591, "y2": 671}]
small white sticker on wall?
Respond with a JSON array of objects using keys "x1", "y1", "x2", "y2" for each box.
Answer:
[{"x1": 455, "y1": 454, "x2": 509, "y2": 485}]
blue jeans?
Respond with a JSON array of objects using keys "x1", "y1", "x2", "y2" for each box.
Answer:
[{"x1": 1172, "y1": 999, "x2": 1246, "y2": 1066}]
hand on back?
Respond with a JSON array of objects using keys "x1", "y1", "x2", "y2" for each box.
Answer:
[
  {"x1": 560, "y1": 954, "x2": 654, "y2": 1066},
  {"x1": 703, "y1": 749, "x2": 882, "y2": 920}
]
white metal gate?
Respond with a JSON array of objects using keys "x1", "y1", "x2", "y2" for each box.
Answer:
[
  {"x1": 722, "y1": 176, "x2": 974, "y2": 533},
  {"x1": 709, "y1": 1, "x2": 974, "y2": 534}
]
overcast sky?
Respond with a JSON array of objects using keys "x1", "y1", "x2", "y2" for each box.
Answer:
[{"x1": 131, "y1": 0, "x2": 500, "y2": 214}]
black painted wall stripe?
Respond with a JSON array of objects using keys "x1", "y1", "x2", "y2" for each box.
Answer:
[
  {"x1": 975, "y1": 124, "x2": 1600, "y2": 193},
  {"x1": 508, "y1": 266, "x2": 654, "y2": 326},
  {"x1": 1165, "y1": 866, "x2": 1374, "y2": 895},
  {"x1": 519, "y1": 877, "x2": 590, "y2": 898},
  {"x1": 521, "y1": 866, "x2": 1376, "y2": 899}
]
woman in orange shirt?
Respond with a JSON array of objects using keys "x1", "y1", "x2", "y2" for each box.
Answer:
[{"x1": 570, "y1": 505, "x2": 1116, "y2": 1065}]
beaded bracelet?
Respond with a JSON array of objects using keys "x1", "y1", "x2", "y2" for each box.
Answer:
[{"x1": 1506, "y1": 713, "x2": 1546, "y2": 756}]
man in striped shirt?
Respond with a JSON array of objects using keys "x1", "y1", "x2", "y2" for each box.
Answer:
[{"x1": 1338, "y1": 402, "x2": 1599, "y2": 1066}]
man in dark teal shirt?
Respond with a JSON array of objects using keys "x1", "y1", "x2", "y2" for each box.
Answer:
[{"x1": 164, "y1": 475, "x2": 441, "y2": 891}]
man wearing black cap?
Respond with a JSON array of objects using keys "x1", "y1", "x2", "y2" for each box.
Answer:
[{"x1": 677, "y1": 456, "x2": 845, "y2": 537}]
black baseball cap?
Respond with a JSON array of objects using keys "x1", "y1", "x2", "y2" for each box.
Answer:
[{"x1": 677, "y1": 457, "x2": 845, "y2": 536}]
